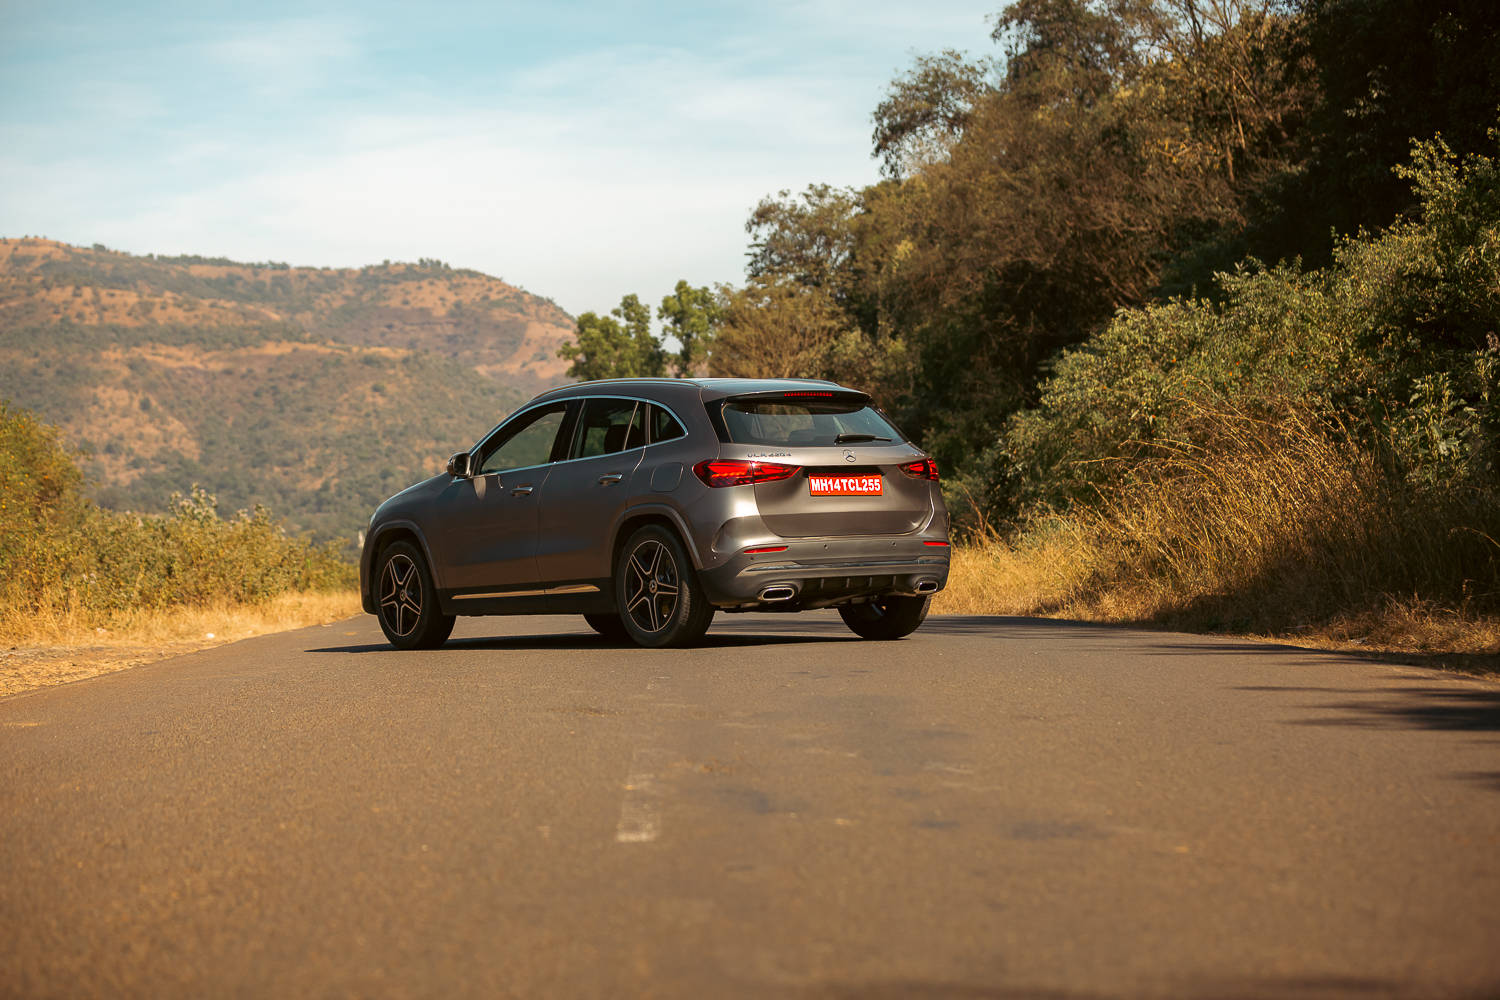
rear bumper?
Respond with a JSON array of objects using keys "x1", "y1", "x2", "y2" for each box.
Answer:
[{"x1": 698, "y1": 536, "x2": 950, "y2": 609}]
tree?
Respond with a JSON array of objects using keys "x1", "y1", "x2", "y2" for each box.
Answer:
[
  {"x1": 1288, "y1": 0, "x2": 1500, "y2": 253},
  {"x1": 614, "y1": 293, "x2": 667, "y2": 377},
  {"x1": 557, "y1": 293, "x2": 666, "y2": 381},
  {"x1": 872, "y1": 50, "x2": 993, "y2": 178},
  {"x1": 709, "y1": 280, "x2": 848, "y2": 380},
  {"x1": 657, "y1": 280, "x2": 723, "y2": 377}
]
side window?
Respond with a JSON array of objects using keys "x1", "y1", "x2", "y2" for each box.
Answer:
[
  {"x1": 649, "y1": 403, "x2": 686, "y2": 444},
  {"x1": 571, "y1": 399, "x2": 643, "y2": 459},
  {"x1": 476, "y1": 404, "x2": 568, "y2": 475}
]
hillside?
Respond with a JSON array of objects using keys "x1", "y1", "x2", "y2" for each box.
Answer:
[{"x1": 0, "y1": 238, "x2": 576, "y2": 545}]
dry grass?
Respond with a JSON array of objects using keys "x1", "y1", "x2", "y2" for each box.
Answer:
[
  {"x1": 934, "y1": 407, "x2": 1500, "y2": 669},
  {"x1": 0, "y1": 589, "x2": 361, "y2": 699},
  {"x1": 933, "y1": 528, "x2": 1087, "y2": 618},
  {"x1": 937, "y1": 538, "x2": 1500, "y2": 671}
]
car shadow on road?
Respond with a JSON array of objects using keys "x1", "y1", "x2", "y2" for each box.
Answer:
[
  {"x1": 922, "y1": 614, "x2": 1143, "y2": 637},
  {"x1": 308, "y1": 630, "x2": 856, "y2": 655},
  {"x1": 311, "y1": 613, "x2": 1135, "y2": 654}
]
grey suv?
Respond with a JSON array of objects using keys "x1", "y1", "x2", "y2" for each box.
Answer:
[{"x1": 360, "y1": 378, "x2": 950, "y2": 649}]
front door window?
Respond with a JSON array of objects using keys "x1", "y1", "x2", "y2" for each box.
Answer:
[{"x1": 477, "y1": 404, "x2": 569, "y2": 475}]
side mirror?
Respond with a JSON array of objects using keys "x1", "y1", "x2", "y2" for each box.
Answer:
[{"x1": 446, "y1": 452, "x2": 472, "y2": 478}]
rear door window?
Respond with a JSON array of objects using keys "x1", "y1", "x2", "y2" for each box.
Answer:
[
  {"x1": 718, "y1": 400, "x2": 903, "y2": 446},
  {"x1": 571, "y1": 398, "x2": 645, "y2": 459},
  {"x1": 648, "y1": 403, "x2": 686, "y2": 444}
]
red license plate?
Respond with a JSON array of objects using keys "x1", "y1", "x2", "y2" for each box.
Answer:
[{"x1": 808, "y1": 474, "x2": 883, "y2": 497}]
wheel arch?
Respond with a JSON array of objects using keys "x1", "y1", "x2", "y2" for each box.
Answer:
[
  {"x1": 362, "y1": 520, "x2": 443, "y2": 613},
  {"x1": 609, "y1": 505, "x2": 700, "y2": 587}
]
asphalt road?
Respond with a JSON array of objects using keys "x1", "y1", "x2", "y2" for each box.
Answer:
[{"x1": 3, "y1": 612, "x2": 1499, "y2": 999}]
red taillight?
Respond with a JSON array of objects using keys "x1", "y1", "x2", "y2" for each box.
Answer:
[
  {"x1": 744, "y1": 545, "x2": 788, "y2": 554},
  {"x1": 924, "y1": 540, "x2": 950, "y2": 547},
  {"x1": 782, "y1": 391, "x2": 833, "y2": 397},
  {"x1": 901, "y1": 458, "x2": 939, "y2": 481},
  {"x1": 693, "y1": 459, "x2": 800, "y2": 488}
]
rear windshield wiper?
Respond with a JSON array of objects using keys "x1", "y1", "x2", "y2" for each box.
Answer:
[{"x1": 834, "y1": 433, "x2": 892, "y2": 444}]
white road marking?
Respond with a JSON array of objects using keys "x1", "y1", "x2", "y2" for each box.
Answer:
[
  {"x1": 922, "y1": 762, "x2": 974, "y2": 774},
  {"x1": 615, "y1": 747, "x2": 672, "y2": 844}
]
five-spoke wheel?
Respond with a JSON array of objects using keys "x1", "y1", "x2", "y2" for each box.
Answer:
[
  {"x1": 613, "y1": 525, "x2": 713, "y2": 647},
  {"x1": 623, "y1": 538, "x2": 681, "y2": 635},
  {"x1": 375, "y1": 541, "x2": 455, "y2": 650},
  {"x1": 379, "y1": 552, "x2": 423, "y2": 638}
]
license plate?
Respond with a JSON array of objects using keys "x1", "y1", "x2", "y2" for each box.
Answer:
[{"x1": 808, "y1": 474, "x2": 883, "y2": 497}]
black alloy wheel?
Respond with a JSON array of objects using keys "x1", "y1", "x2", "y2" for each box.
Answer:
[
  {"x1": 615, "y1": 525, "x2": 713, "y2": 648},
  {"x1": 375, "y1": 541, "x2": 456, "y2": 650},
  {"x1": 838, "y1": 594, "x2": 931, "y2": 640}
]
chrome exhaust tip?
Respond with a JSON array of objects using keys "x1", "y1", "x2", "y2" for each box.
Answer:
[
  {"x1": 758, "y1": 585, "x2": 797, "y2": 602},
  {"x1": 914, "y1": 579, "x2": 939, "y2": 595}
]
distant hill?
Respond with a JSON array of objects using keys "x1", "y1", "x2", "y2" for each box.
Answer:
[{"x1": 0, "y1": 238, "x2": 576, "y2": 546}]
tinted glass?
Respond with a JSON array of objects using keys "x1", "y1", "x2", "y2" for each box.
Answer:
[
  {"x1": 477, "y1": 404, "x2": 567, "y2": 474},
  {"x1": 720, "y1": 401, "x2": 902, "y2": 446},
  {"x1": 649, "y1": 403, "x2": 686, "y2": 444},
  {"x1": 573, "y1": 398, "x2": 643, "y2": 459}
]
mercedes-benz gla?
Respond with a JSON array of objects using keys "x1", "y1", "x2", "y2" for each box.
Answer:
[{"x1": 360, "y1": 378, "x2": 950, "y2": 648}]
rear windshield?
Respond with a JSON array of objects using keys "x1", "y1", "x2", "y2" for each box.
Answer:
[{"x1": 716, "y1": 400, "x2": 905, "y2": 447}]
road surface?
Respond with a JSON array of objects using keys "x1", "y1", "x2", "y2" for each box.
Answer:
[{"x1": 3, "y1": 612, "x2": 1499, "y2": 998}]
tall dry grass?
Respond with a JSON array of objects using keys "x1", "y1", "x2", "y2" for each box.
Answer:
[
  {"x1": 936, "y1": 406, "x2": 1500, "y2": 655},
  {"x1": 8, "y1": 588, "x2": 362, "y2": 650}
]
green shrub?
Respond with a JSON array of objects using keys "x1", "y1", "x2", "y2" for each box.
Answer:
[
  {"x1": 998, "y1": 127, "x2": 1500, "y2": 520},
  {"x1": 0, "y1": 403, "x2": 355, "y2": 638}
]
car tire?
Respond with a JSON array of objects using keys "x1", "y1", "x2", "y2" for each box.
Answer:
[
  {"x1": 583, "y1": 612, "x2": 630, "y2": 641},
  {"x1": 375, "y1": 541, "x2": 455, "y2": 650},
  {"x1": 838, "y1": 594, "x2": 930, "y2": 640},
  {"x1": 615, "y1": 525, "x2": 714, "y2": 648}
]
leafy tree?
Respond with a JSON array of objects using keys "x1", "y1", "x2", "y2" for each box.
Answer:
[
  {"x1": 1286, "y1": 0, "x2": 1500, "y2": 255},
  {"x1": 657, "y1": 280, "x2": 723, "y2": 377},
  {"x1": 872, "y1": 51, "x2": 994, "y2": 178},
  {"x1": 745, "y1": 185, "x2": 865, "y2": 303},
  {"x1": 613, "y1": 293, "x2": 667, "y2": 377},
  {"x1": 709, "y1": 280, "x2": 850, "y2": 380},
  {"x1": 558, "y1": 293, "x2": 666, "y2": 380}
]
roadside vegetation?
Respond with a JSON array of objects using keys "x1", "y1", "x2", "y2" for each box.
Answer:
[
  {"x1": 566, "y1": 0, "x2": 1500, "y2": 654},
  {"x1": 938, "y1": 133, "x2": 1498, "y2": 651},
  {"x1": 0, "y1": 401, "x2": 356, "y2": 659}
]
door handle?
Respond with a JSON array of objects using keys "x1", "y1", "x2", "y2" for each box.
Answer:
[
  {"x1": 511, "y1": 484, "x2": 534, "y2": 496},
  {"x1": 597, "y1": 473, "x2": 624, "y2": 485}
]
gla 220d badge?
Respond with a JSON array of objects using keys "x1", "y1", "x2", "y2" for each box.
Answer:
[{"x1": 360, "y1": 377, "x2": 951, "y2": 649}]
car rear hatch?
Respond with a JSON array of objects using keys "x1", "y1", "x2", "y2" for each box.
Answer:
[{"x1": 708, "y1": 388, "x2": 935, "y2": 538}]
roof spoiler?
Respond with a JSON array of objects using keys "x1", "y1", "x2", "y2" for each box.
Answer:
[{"x1": 725, "y1": 388, "x2": 870, "y2": 405}]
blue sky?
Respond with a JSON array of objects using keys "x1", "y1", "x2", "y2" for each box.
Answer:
[{"x1": 0, "y1": 1, "x2": 997, "y2": 317}]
